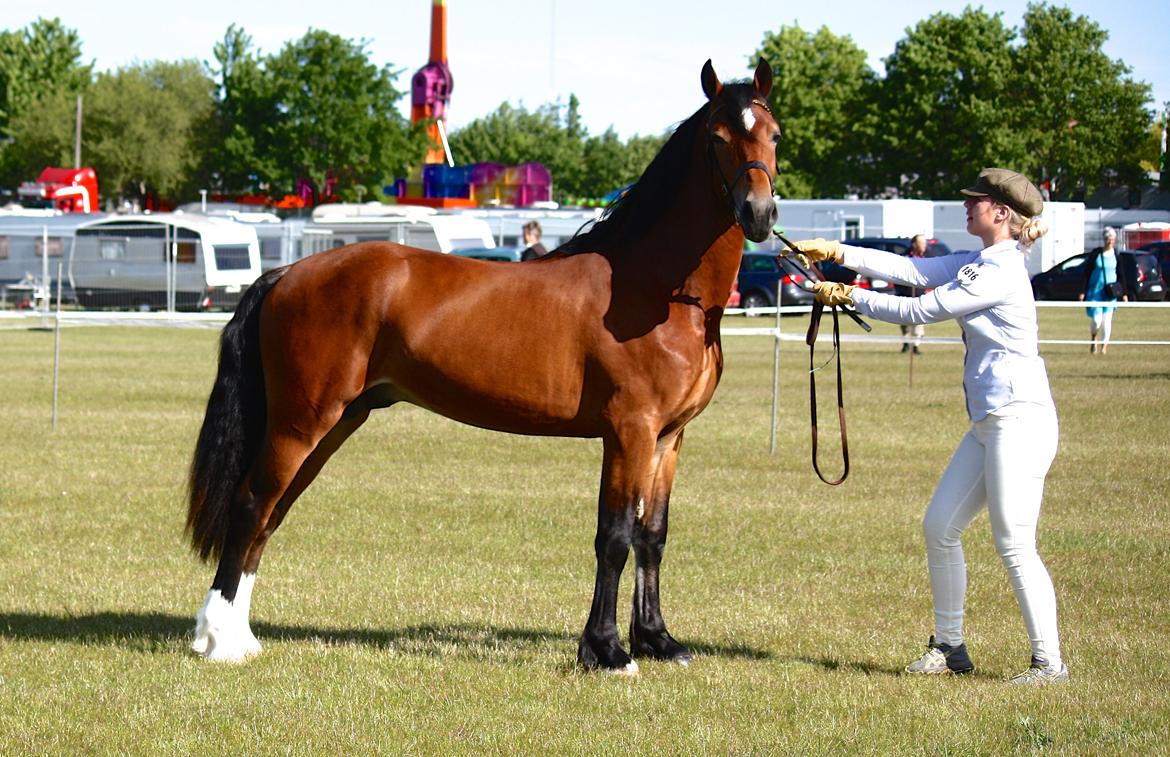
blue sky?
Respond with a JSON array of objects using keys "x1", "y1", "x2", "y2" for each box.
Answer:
[{"x1": 5, "y1": 1, "x2": 1167, "y2": 139}]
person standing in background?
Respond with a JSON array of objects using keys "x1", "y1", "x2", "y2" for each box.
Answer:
[
  {"x1": 895, "y1": 235, "x2": 929, "y2": 354},
  {"x1": 520, "y1": 221, "x2": 548, "y2": 261},
  {"x1": 1078, "y1": 227, "x2": 1128, "y2": 355}
]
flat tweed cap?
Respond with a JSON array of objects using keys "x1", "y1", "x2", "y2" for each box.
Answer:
[{"x1": 961, "y1": 168, "x2": 1044, "y2": 217}]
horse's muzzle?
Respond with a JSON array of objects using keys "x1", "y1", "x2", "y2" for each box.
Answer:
[{"x1": 740, "y1": 196, "x2": 778, "y2": 243}]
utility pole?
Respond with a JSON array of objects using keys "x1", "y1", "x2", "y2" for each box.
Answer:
[{"x1": 74, "y1": 95, "x2": 83, "y2": 168}]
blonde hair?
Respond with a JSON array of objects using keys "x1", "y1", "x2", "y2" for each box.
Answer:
[{"x1": 1006, "y1": 208, "x2": 1048, "y2": 248}]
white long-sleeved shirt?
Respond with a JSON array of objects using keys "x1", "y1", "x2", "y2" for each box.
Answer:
[{"x1": 842, "y1": 240, "x2": 1055, "y2": 420}]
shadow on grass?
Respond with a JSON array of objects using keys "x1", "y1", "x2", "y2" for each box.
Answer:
[
  {"x1": 790, "y1": 655, "x2": 903, "y2": 677},
  {"x1": 0, "y1": 611, "x2": 768, "y2": 662}
]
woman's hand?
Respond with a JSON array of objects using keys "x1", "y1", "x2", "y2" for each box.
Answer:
[
  {"x1": 788, "y1": 238, "x2": 842, "y2": 268},
  {"x1": 813, "y1": 281, "x2": 856, "y2": 306}
]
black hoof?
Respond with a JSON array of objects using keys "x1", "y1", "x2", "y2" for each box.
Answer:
[
  {"x1": 578, "y1": 633, "x2": 638, "y2": 675},
  {"x1": 630, "y1": 626, "x2": 693, "y2": 665}
]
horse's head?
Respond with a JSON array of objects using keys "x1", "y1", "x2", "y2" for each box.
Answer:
[{"x1": 701, "y1": 58, "x2": 779, "y2": 243}]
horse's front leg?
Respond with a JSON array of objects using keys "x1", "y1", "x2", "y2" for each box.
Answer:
[
  {"x1": 629, "y1": 430, "x2": 693, "y2": 665},
  {"x1": 578, "y1": 427, "x2": 655, "y2": 675}
]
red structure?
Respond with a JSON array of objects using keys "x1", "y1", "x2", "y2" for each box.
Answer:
[{"x1": 17, "y1": 166, "x2": 99, "y2": 212}]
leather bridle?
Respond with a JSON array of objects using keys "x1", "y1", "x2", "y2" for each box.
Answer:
[{"x1": 706, "y1": 101, "x2": 868, "y2": 485}]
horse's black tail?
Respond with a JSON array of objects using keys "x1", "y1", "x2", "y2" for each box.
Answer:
[{"x1": 187, "y1": 267, "x2": 288, "y2": 562}]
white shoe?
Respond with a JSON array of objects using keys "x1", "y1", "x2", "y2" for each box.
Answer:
[{"x1": 1009, "y1": 659, "x2": 1069, "y2": 685}]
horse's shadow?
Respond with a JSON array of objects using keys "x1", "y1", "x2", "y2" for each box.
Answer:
[{"x1": 0, "y1": 611, "x2": 770, "y2": 662}]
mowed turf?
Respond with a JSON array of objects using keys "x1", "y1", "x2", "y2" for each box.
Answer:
[{"x1": 0, "y1": 308, "x2": 1167, "y2": 754}]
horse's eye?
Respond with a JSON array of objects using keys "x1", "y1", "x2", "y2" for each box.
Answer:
[
  {"x1": 771, "y1": 132, "x2": 781, "y2": 145},
  {"x1": 710, "y1": 132, "x2": 728, "y2": 146}
]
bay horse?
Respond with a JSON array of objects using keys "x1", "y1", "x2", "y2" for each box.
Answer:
[{"x1": 187, "y1": 59, "x2": 779, "y2": 674}]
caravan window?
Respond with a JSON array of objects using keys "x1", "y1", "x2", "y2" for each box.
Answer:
[
  {"x1": 175, "y1": 242, "x2": 197, "y2": 264},
  {"x1": 35, "y1": 237, "x2": 65, "y2": 258},
  {"x1": 260, "y1": 238, "x2": 282, "y2": 261},
  {"x1": 99, "y1": 239, "x2": 126, "y2": 260},
  {"x1": 213, "y1": 245, "x2": 251, "y2": 270},
  {"x1": 0, "y1": 237, "x2": 8, "y2": 260}
]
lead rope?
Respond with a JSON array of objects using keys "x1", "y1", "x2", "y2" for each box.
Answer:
[
  {"x1": 773, "y1": 231, "x2": 867, "y2": 486},
  {"x1": 805, "y1": 302, "x2": 849, "y2": 486}
]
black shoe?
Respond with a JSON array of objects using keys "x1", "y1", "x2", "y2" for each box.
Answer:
[
  {"x1": 901, "y1": 343, "x2": 910, "y2": 353},
  {"x1": 912, "y1": 346, "x2": 921, "y2": 355},
  {"x1": 904, "y1": 635, "x2": 975, "y2": 675}
]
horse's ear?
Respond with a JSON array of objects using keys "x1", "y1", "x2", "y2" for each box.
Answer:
[
  {"x1": 701, "y1": 59, "x2": 722, "y2": 101},
  {"x1": 754, "y1": 58, "x2": 773, "y2": 98}
]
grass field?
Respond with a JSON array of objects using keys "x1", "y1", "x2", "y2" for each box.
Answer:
[{"x1": 1, "y1": 308, "x2": 1168, "y2": 754}]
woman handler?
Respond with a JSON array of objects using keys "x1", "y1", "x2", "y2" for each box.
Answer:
[{"x1": 791, "y1": 168, "x2": 1068, "y2": 685}]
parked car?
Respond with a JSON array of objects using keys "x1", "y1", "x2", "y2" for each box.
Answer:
[
  {"x1": 1137, "y1": 240, "x2": 1170, "y2": 282},
  {"x1": 450, "y1": 245, "x2": 523, "y2": 262},
  {"x1": 844, "y1": 236, "x2": 953, "y2": 293},
  {"x1": 737, "y1": 252, "x2": 815, "y2": 314},
  {"x1": 1031, "y1": 250, "x2": 1166, "y2": 301},
  {"x1": 726, "y1": 277, "x2": 741, "y2": 309}
]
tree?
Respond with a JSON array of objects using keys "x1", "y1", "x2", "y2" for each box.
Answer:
[
  {"x1": 873, "y1": 8, "x2": 1019, "y2": 198},
  {"x1": 0, "y1": 17, "x2": 92, "y2": 189},
  {"x1": 258, "y1": 29, "x2": 423, "y2": 201},
  {"x1": 83, "y1": 60, "x2": 216, "y2": 207},
  {"x1": 1010, "y1": 3, "x2": 1154, "y2": 200},
  {"x1": 203, "y1": 25, "x2": 277, "y2": 195},
  {"x1": 753, "y1": 25, "x2": 877, "y2": 198},
  {"x1": 449, "y1": 96, "x2": 667, "y2": 202}
]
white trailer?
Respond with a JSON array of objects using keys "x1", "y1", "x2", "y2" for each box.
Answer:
[
  {"x1": 69, "y1": 213, "x2": 262, "y2": 310},
  {"x1": 303, "y1": 203, "x2": 495, "y2": 257},
  {"x1": 773, "y1": 199, "x2": 934, "y2": 241},
  {"x1": 934, "y1": 200, "x2": 1084, "y2": 276},
  {"x1": 0, "y1": 210, "x2": 106, "y2": 306}
]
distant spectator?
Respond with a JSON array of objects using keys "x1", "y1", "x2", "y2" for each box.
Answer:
[
  {"x1": 894, "y1": 234, "x2": 928, "y2": 353},
  {"x1": 520, "y1": 221, "x2": 548, "y2": 261},
  {"x1": 1078, "y1": 227, "x2": 1128, "y2": 355}
]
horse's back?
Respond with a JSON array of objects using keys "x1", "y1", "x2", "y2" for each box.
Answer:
[{"x1": 260, "y1": 241, "x2": 613, "y2": 435}]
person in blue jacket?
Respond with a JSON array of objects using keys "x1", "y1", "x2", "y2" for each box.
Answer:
[{"x1": 792, "y1": 168, "x2": 1068, "y2": 686}]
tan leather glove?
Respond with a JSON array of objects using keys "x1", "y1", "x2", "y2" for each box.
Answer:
[
  {"x1": 813, "y1": 281, "x2": 856, "y2": 307},
  {"x1": 789, "y1": 238, "x2": 842, "y2": 268}
]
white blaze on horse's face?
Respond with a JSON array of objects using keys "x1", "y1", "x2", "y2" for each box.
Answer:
[{"x1": 741, "y1": 107, "x2": 756, "y2": 133}]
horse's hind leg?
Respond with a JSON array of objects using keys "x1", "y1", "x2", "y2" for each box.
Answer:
[
  {"x1": 193, "y1": 403, "x2": 371, "y2": 661},
  {"x1": 629, "y1": 430, "x2": 692, "y2": 665}
]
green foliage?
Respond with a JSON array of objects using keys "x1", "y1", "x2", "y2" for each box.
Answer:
[
  {"x1": 870, "y1": 3, "x2": 1155, "y2": 200},
  {"x1": 449, "y1": 95, "x2": 667, "y2": 202},
  {"x1": 873, "y1": 8, "x2": 1019, "y2": 198},
  {"x1": 0, "y1": 17, "x2": 92, "y2": 188},
  {"x1": 754, "y1": 25, "x2": 877, "y2": 198},
  {"x1": 257, "y1": 29, "x2": 423, "y2": 200},
  {"x1": 82, "y1": 61, "x2": 216, "y2": 206},
  {"x1": 1010, "y1": 3, "x2": 1155, "y2": 200}
]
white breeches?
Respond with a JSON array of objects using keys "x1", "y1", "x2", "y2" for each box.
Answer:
[
  {"x1": 1090, "y1": 310, "x2": 1114, "y2": 344},
  {"x1": 922, "y1": 402, "x2": 1062, "y2": 665}
]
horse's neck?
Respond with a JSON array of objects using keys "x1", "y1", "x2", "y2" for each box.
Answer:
[{"x1": 636, "y1": 180, "x2": 745, "y2": 308}]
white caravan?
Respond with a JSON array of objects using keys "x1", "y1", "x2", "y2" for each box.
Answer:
[
  {"x1": 69, "y1": 213, "x2": 262, "y2": 310},
  {"x1": 934, "y1": 200, "x2": 1085, "y2": 276},
  {"x1": 772, "y1": 199, "x2": 934, "y2": 242}
]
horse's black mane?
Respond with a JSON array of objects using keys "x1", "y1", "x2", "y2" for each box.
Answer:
[{"x1": 557, "y1": 80, "x2": 759, "y2": 255}]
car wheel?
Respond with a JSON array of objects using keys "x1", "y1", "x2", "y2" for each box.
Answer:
[{"x1": 742, "y1": 291, "x2": 770, "y2": 316}]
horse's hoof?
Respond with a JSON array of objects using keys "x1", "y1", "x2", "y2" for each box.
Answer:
[{"x1": 673, "y1": 653, "x2": 694, "y2": 667}]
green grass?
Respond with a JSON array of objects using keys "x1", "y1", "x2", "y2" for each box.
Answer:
[{"x1": 1, "y1": 309, "x2": 1167, "y2": 754}]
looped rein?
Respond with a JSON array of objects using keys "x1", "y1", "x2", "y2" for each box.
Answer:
[
  {"x1": 772, "y1": 231, "x2": 869, "y2": 486},
  {"x1": 804, "y1": 300, "x2": 850, "y2": 486}
]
